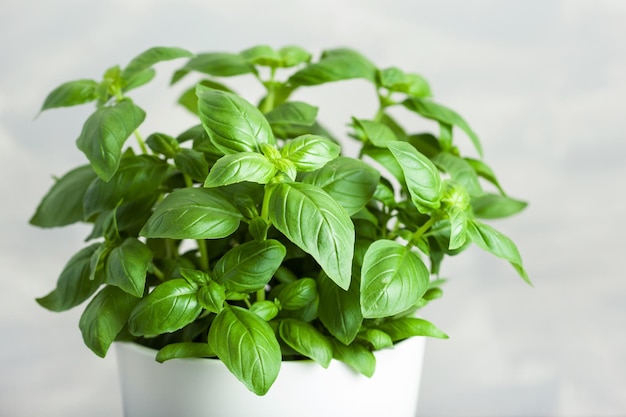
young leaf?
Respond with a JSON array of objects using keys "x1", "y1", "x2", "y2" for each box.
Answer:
[
  {"x1": 104, "y1": 238, "x2": 152, "y2": 297},
  {"x1": 330, "y1": 339, "x2": 376, "y2": 377},
  {"x1": 447, "y1": 208, "x2": 469, "y2": 251},
  {"x1": 197, "y1": 281, "x2": 226, "y2": 314},
  {"x1": 40, "y1": 79, "x2": 98, "y2": 111},
  {"x1": 267, "y1": 182, "x2": 354, "y2": 290},
  {"x1": 156, "y1": 342, "x2": 216, "y2": 363},
  {"x1": 76, "y1": 100, "x2": 146, "y2": 181},
  {"x1": 140, "y1": 188, "x2": 243, "y2": 239},
  {"x1": 173, "y1": 52, "x2": 255, "y2": 83},
  {"x1": 36, "y1": 243, "x2": 103, "y2": 312},
  {"x1": 196, "y1": 85, "x2": 275, "y2": 154},
  {"x1": 250, "y1": 300, "x2": 280, "y2": 321},
  {"x1": 145, "y1": 133, "x2": 180, "y2": 158},
  {"x1": 280, "y1": 134, "x2": 341, "y2": 172},
  {"x1": 121, "y1": 46, "x2": 193, "y2": 81},
  {"x1": 204, "y1": 152, "x2": 277, "y2": 188},
  {"x1": 278, "y1": 46, "x2": 312, "y2": 67},
  {"x1": 213, "y1": 239, "x2": 286, "y2": 292},
  {"x1": 240, "y1": 45, "x2": 281, "y2": 67},
  {"x1": 279, "y1": 318, "x2": 333, "y2": 368},
  {"x1": 432, "y1": 152, "x2": 482, "y2": 196},
  {"x1": 79, "y1": 285, "x2": 140, "y2": 357},
  {"x1": 264, "y1": 101, "x2": 318, "y2": 138},
  {"x1": 471, "y1": 194, "x2": 528, "y2": 219},
  {"x1": 402, "y1": 98, "x2": 483, "y2": 157},
  {"x1": 467, "y1": 220, "x2": 531, "y2": 285},
  {"x1": 374, "y1": 317, "x2": 448, "y2": 341},
  {"x1": 30, "y1": 165, "x2": 97, "y2": 227},
  {"x1": 359, "y1": 329, "x2": 394, "y2": 350},
  {"x1": 352, "y1": 118, "x2": 397, "y2": 147},
  {"x1": 128, "y1": 279, "x2": 202, "y2": 337},
  {"x1": 465, "y1": 157, "x2": 506, "y2": 194},
  {"x1": 174, "y1": 148, "x2": 209, "y2": 182},
  {"x1": 208, "y1": 305, "x2": 281, "y2": 396},
  {"x1": 388, "y1": 141, "x2": 443, "y2": 212},
  {"x1": 360, "y1": 240, "x2": 429, "y2": 318},
  {"x1": 177, "y1": 79, "x2": 235, "y2": 114},
  {"x1": 288, "y1": 48, "x2": 377, "y2": 86},
  {"x1": 317, "y1": 272, "x2": 363, "y2": 345},
  {"x1": 302, "y1": 156, "x2": 380, "y2": 216}
]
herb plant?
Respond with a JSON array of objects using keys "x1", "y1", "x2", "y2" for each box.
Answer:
[{"x1": 32, "y1": 45, "x2": 529, "y2": 396}]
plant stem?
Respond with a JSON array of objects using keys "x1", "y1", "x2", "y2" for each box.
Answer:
[
  {"x1": 256, "y1": 288, "x2": 266, "y2": 302},
  {"x1": 409, "y1": 216, "x2": 437, "y2": 247},
  {"x1": 134, "y1": 130, "x2": 149, "y2": 154},
  {"x1": 197, "y1": 238, "x2": 209, "y2": 272}
]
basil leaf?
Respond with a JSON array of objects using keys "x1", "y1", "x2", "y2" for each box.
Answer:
[
  {"x1": 36, "y1": 243, "x2": 103, "y2": 311},
  {"x1": 213, "y1": 239, "x2": 286, "y2": 292},
  {"x1": 467, "y1": 220, "x2": 531, "y2": 285},
  {"x1": 121, "y1": 46, "x2": 193, "y2": 82},
  {"x1": 197, "y1": 281, "x2": 226, "y2": 314},
  {"x1": 250, "y1": 300, "x2": 280, "y2": 321},
  {"x1": 240, "y1": 45, "x2": 281, "y2": 67},
  {"x1": 280, "y1": 134, "x2": 340, "y2": 172},
  {"x1": 76, "y1": 100, "x2": 146, "y2": 181},
  {"x1": 432, "y1": 152, "x2": 482, "y2": 196},
  {"x1": 79, "y1": 285, "x2": 140, "y2": 357},
  {"x1": 208, "y1": 305, "x2": 281, "y2": 396},
  {"x1": 196, "y1": 85, "x2": 275, "y2": 154},
  {"x1": 146, "y1": 133, "x2": 180, "y2": 158},
  {"x1": 317, "y1": 272, "x2": 363, "y2": 345},
  {"x1": 204, "y1": 152, "x2": 277, "y2": 188},
  {"x1": 177, "y1": 79, "x2": 235, "y2": 114},
  {"x1": 388, "y1": 141, "x2": 443, "y2": 212},
  {"x1": 302, "y1": 156, "x2": 380, "y2": 216},
  {"x1": 329, "y1": 339, "x2": 375, "y2": 377},
  {"x1": 156, "y1": 342, "x2": 216, "y2": 363},
  {"x1": 359, "y1": 329, "x2": 394, "y2": 350},
  {"x1": 279, "y1": 318, "x2": 332, "y2": 367},
  {"x1": 128, "y1": 279, "x2": 202, "y2": 337},
  {"x1": 104, "y1": 238, "x2": 152, "y2": 297},
  {"x1": 30, "y1": 165, "x2": 97, "y2": 227},
  {"x1": 278, "y1": 46, "x2": 312, "y2": 67},
  {"x1": 173, "y1": 52, "x2": 255, "y2": 83},
  {"x1": 265, "y1": 101, "x2": 318, "y2": 138},
  {"x1": 174, "y1": 148, "x2": 209, "y2": 182},
  {"x1": 360, "y1": 240, "x2": 429, "y2": 318},
  {"x1": 272, "y1": 278, "x2": 317, "y2": 310},
  {"x1": 267, "y1": 182, "x2": 354, "y2": 290},
  {"x1": 140, "y1": 188, "x2": 242, "y2": 239},
  {"x1": 352, "y1": 118, "x2": 397, "y2": 147},
  {"x1": 288, "y1": 48, "x2": 377, "y2": 86},
  {"x1": 447, "y1": 208, "x2": 469, "y2": 251},
  {"x1": 40, "y1": 79, "x2": 98, "y2": 111},
  {"x1": 465, "y1": 157, "x2": 505, "y2": 194},
  {"x1": 374, "y1": 317, "x2": 448, "y2": 341},
  {"x1": 471, "y1": 193, "x2": 528, "y2": 219}
]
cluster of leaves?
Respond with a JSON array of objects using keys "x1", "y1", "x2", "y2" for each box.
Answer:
[{"x1": 32, "y1": 45, "x2": 529, "y2": 396}]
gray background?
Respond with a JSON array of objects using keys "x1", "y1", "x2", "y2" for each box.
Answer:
[{"x1": 1, "y1": 0, "x2": 625, "y2": 416}]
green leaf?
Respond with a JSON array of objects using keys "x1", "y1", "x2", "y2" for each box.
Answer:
[
  {"x1": 36, "y1": 243, "x2": 103, "y2": 311},
  {"x1": 140, "y1": 188, "x2": 242, "y2": 239},
  {"x1": 467, "y1": 220, "x2": 531, "y2": 285},
  {"x1": 146, "y1": 133, "x2": 180, "y2": 158},
  {"x1": 177, "y1": 79, "x2": 235, "y2": 114},
  {"x1": 76, "y1": 100, "x2": 146, "y2": 181},
  {"x1": 360, "y1": 240, "x2": 430, "y2": 318},
  {"x1": 30, "y1": 165, "x2": 97, "y2": 227},
  {"x1": 267, "y1": 182, "x2": 354, "y2": 289},
  {"x1": 317, "y1": 272, "x2": 363, "y2": 345},
  {"x1": 465, "y1": 157, "x2": 506, "y2": 194},
  {"x1": 197, "y1": 281, "x2": 226, "y2": 314},
  {"x1": 173, "y1": 52, "x2": 255, "y2": 83},
  {"x1": 374, "y1": 317, "x2": 448, "y2": 341},
  {"x1": 279, "y1": 318, "x2": 332, "y2": 367},
  {"x1": 174, "y1": 148, "x2": 209, "y2": 182},
  {"x1": 280, "y1": 134, "x2": 340, "y2": 172},
  {"x1": 288, "y1": 48, "x2": 377, "y2": 86},
  {"x1": 121, "y1": 68, "x2": 156, "y2": 92},
  {"x1": 447, "y1": 208, "x2": 469, "y2": 251},
  {"x1": 240, "y1": 45, "x2": 281, "y2": 67},
  {"x1": 330, "y1": 339, "x2": 375, "y2": 377},
  {"x1": 156, "y1": 342, "x2": 216, "y2": 363},
  {"x1": 402, "y1": 97, "x2": 483, "y2": 157},
  {"x1": 128, "y1": 279, "x2": 202, "y2": 337},
  {"x1": 104, "y1": 238, "x2": 152, "y2": 297},
  {"x1": 250, "y1": 300, "x2": 280, "y2": 321},
  {"x1": 208, "y1": 305, "x2": 281, "y2": 396},
  {"x1": 121, "y1": 46, "x2": 193, "y2": 81},
  {"x1": 359, "y1": 329, "x2": 394, "y2": 350},
  {"x1": 213, "y1": 239, "x2": 286, "y2": 292},
  {"x1": 471, "y1": 193, "x2": 528, "y2": 219},
  {"x1": 302, "y1": 156, "x2": 380, "y2": 216},
  {"x1": 388, "y1": 141, "x2": 443, "y2": 212},
  {"x1": 204, "y1": 152, "x2": 277, "y2": 188},
  {"x1": 79, "y1": 285, "x2": 140, "y2": 357},
  {"x1": 40, "y1": 79, "x2": 98, "y2": 111},
  {"x1": 432, "y1": 152, "x2": 482, "y2": 196},
  {"x1": 273, "y1": 278, "x2": 318, "y2": 310},
  {"x1": 352, "y1": 118, "x2": 397, "y2": 147},
  {"x1": 265, "y1": 101, "x2": 318, "y2": 138},
  {"x1": 196, "y1": 85, "x2": 275, "y2": 154},
  {"x1": 83, "y1": 155, "x2": 170, "y2": 219},
  {"x1": 278, "y1": 46, "x2": 312, "y2": 67},
  {"x1": 378, "y1": 67, "x2": 431, "y2": 98}
]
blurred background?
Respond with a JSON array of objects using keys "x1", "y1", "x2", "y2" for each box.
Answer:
[{"x1": 1, "y1": 0, "x2": 625, "y2": 416}]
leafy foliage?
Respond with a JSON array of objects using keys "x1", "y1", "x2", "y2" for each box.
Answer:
[{"x1": 32, "y1": 44, "x2": 530, "y2": 396}]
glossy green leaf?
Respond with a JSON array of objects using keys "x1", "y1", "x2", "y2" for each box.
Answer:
[
  {"x1": 197, "y1": 281, "x2": 226, "y2": 314},
  {"x1": 250, "y1": 300, "x2": 280, "y2": 321},
  {"x1": 360, "y1": 329, "x2": 393, "y2": 350},
  {"x1": 267, "y1": 182, "x2": 354, "y2": 289},
  {"x1": 302, "y1": 156, "x2": 380, "y2": 216},
  {"x1": 40, "y1": 79, "x2": 98, "y2": 111},
  {"x1": 378, "y1": 67, "x2": 431, "y2": 98},
  {"x1": 104, "y1": 238, "x2": 152, "y2": 297},
  {"x1": 36, "y1": 243, "x2": 102, "y2": 311},
  {"x1": 76, "y1": 100, "x2": 146, "y2": 181},
  {"x1": 140, "y1": 188, "x2": 242, "y2": 239},
  {"x1": 156, "y1": 342, "x2": 216, "y2": 363},
  {"x1": 402, "y1": 97, "x2": 483, "y2": 157},
  {"x1": 465, "y1": 157, "x2": 506, "y2": 194},
  {"x1": 447, "y1": 208, "x2": 469, "y2": 251},
  {"x1": 273, "y1": 278, "x2": 318, "y2": 310},
  {"x1": 128, "y1": 279, "x2": 202, "y2": 337},
  {"x1": 374, "y1": 317, "x2": 448, "y2": 341},
  {"x1": 30, "y1": 165, "x2": 97, "y2": 227},
  {"x1": 432, "y1": 152, "x2": 482, "y2": 196},
  {"x1": 79, "y1": 285, "x2": 140, "y2": 357},
  {"x1": 330, "y1": 339, "x2": 375, "y2": 377},
  {"x1": 280, "y1": 134, "x2": 340, "y2": 172},
  {"x1": 173, "y1": 52, "x2": 255, "y2": 83},
  {"x1": 388, "y1": 141, "x2": 443, "y2": 212},
  {"x1": 121, "y1": 46, "x2": 193, "y2": 81},
  {"x1": 279, "y1": 318, "x2": 332, "y2": 367},
  {"x1": 240, "y1": 45, "x2": 281, "y2": 67},
  {"x1": 471, "y1": 193, "x2": 528, "y2": 219},
  {"x1": 174, "y1": 148, "x2": 209, "y2": 182},
  {"x1": 196, "y1": 85, "x2": 275, "y2": 154},
  {"x1": 204, "y1": 152, "x2": 277, "y2": 187},
  {"x1": 467, "y1": 220, "x2": 531, "y2": 285},
  {"x1": 360, "y1": 240, "x2": 429, "y2": 318},
  {"x1": 146, "y1": 133, "x2": 180, "y2": 158},
  {"x1": 317, "y1": 272, "x2": 363, "y2": 344},
  {"x1": 288, "y1": 48, "x2": 377, "y2": 86},
  {"x1": 352, "y1": 118, "x2": 397, "y2": 147},
  {"x1": 278, "y1": 46, "x2": 311, "y2": 67},
  {"x1": 213, "y1": 239, "x2": 286, "y2": 292},
  {"x1": 265, "y1": 101, "x2": 318, "y2": 138},
  {"x1": 208, "y1": 305, "x2": 281, "y2": 395},
  {"x1": 121, "y1": 68, "x2": 156, "y2": 92},
  {"x1": 177, "y1": 79, "x2": 235, "y2": 114}
]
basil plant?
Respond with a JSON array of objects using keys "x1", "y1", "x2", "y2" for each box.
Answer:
[{"x1": 32, "y1": 45, "x2": 529, "y2": 396}]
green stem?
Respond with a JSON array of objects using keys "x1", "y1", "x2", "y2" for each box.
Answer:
[
  {"x1": 408, "y1": 216, "x2": 437, "y2": 248},
  {"x1": 256, "y1": 288, "x2": 266, "y2": 302},
  {"x1": 134, "y1": 130, "x2": 149, "y2": 154},
  {"x1": 197, "y1": 238, "x2": 209, "y2": 272}
]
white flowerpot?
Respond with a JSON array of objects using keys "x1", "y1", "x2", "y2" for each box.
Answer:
[{"x1": 116, "y1": 337, "x2": 425, "y2": 417}]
